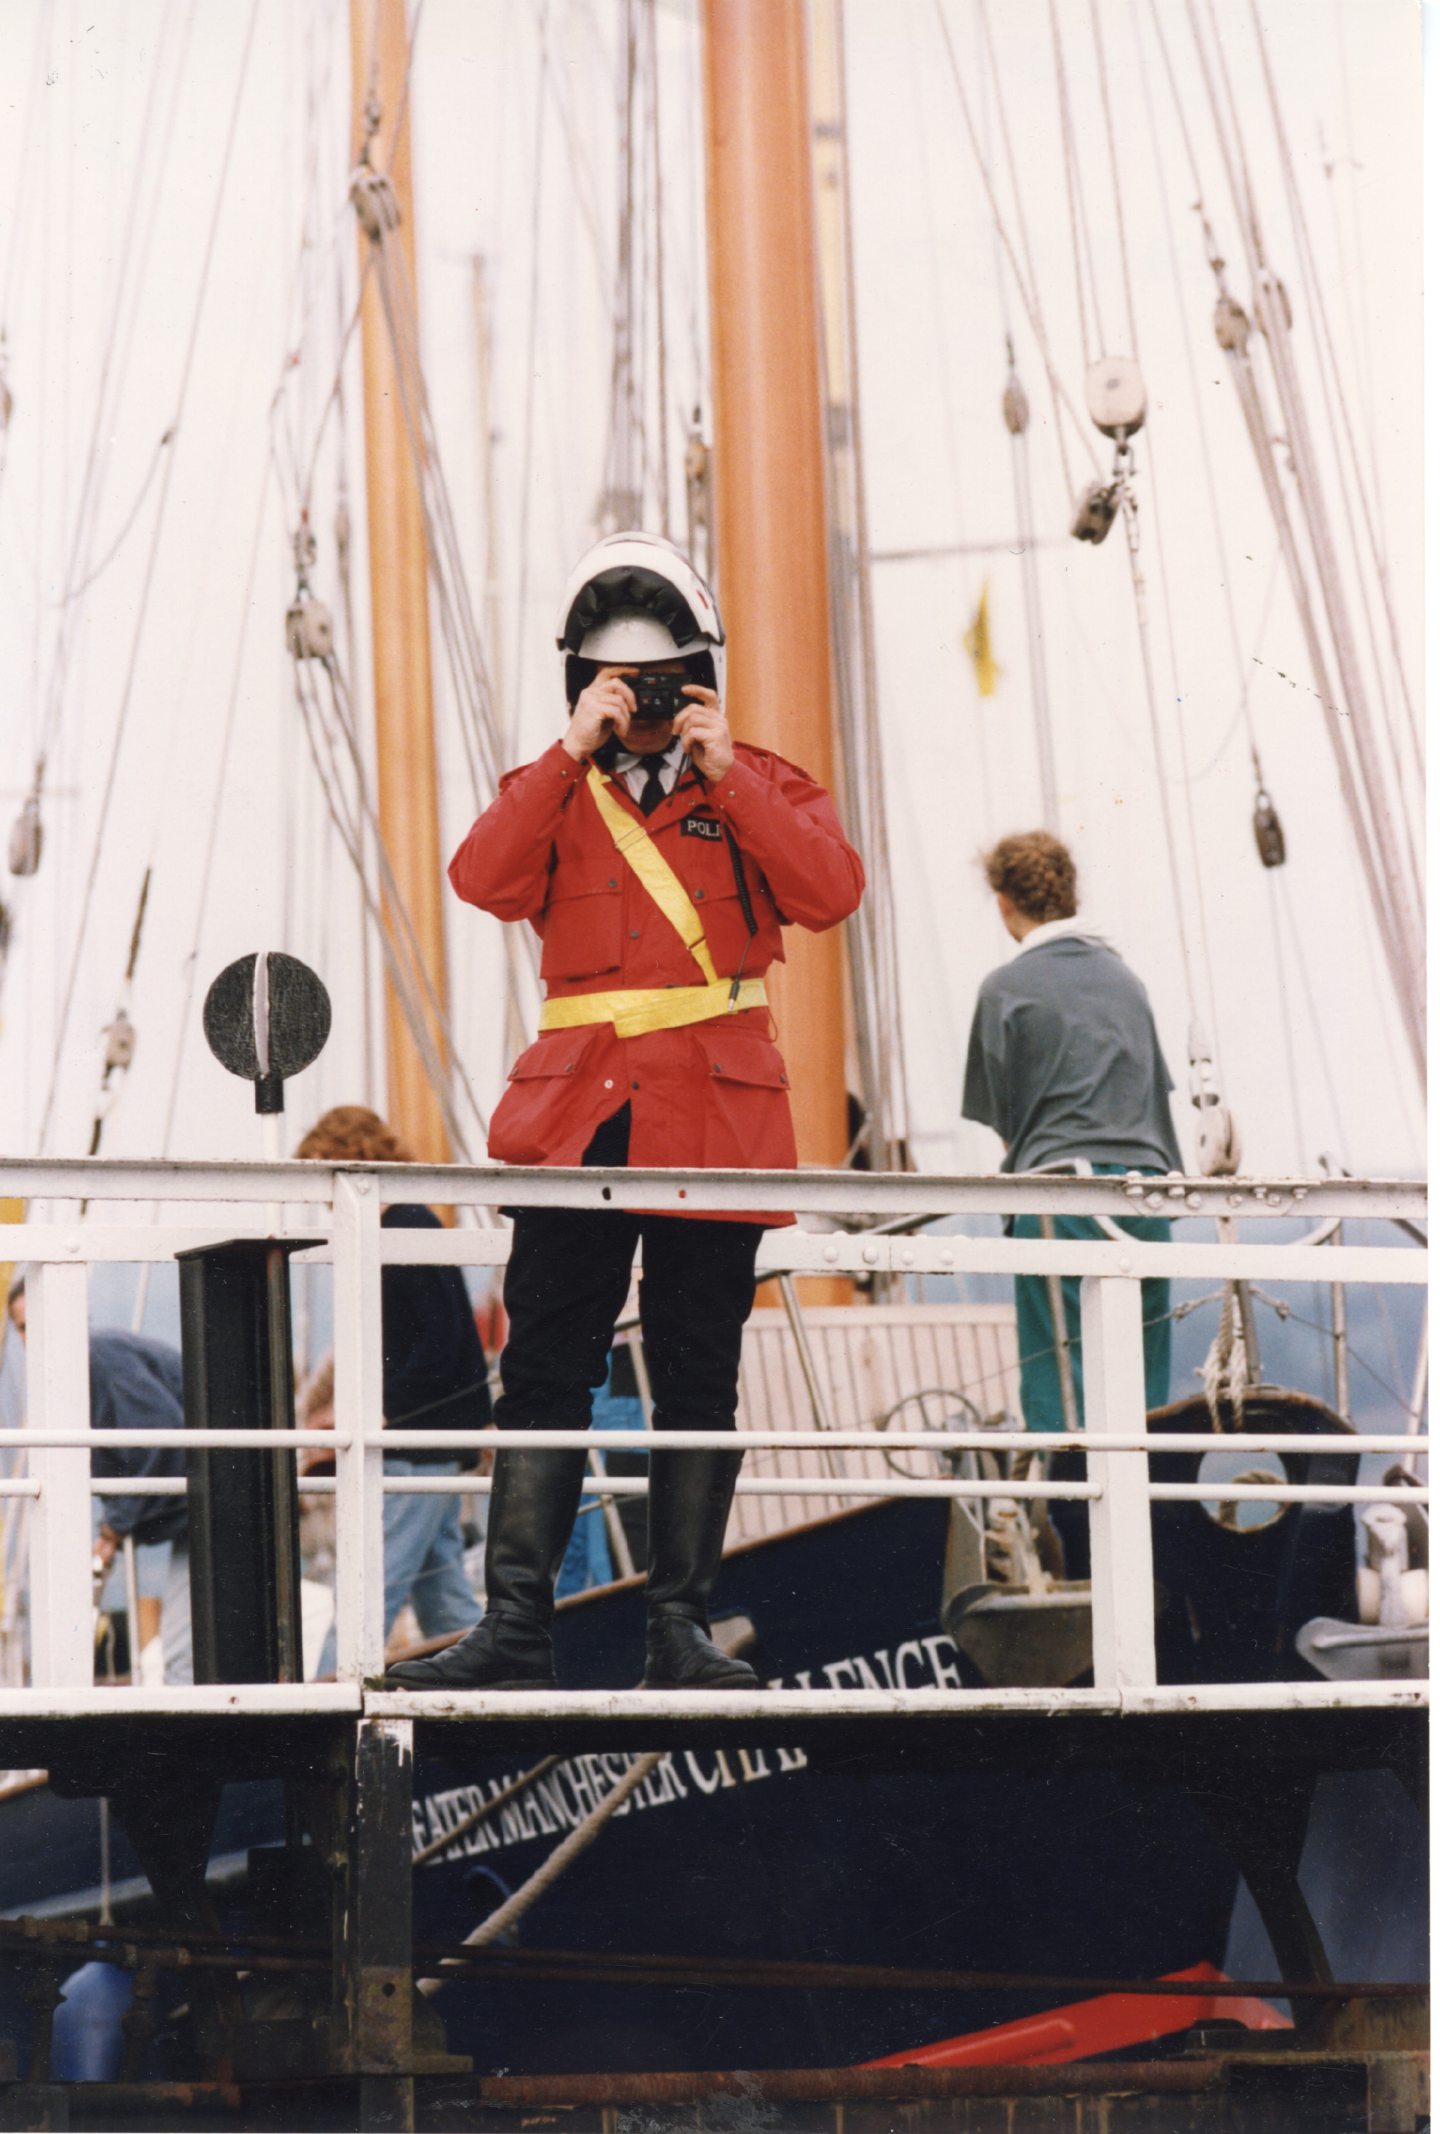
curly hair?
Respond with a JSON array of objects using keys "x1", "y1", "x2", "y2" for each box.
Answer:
[
  {"x1": 295, "y1": 1105, "x2": 416, "y2": 1165},
  {"x1": 981, "y1": 831, "x2": 1078, "y2": 924}
]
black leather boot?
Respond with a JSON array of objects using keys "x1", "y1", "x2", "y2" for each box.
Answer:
[
  {"x1": 643, "y1": 1447, "x2": 758, "y2": 1689},
  {"x1": 385, "y1": 1446, "x2": 589, "y2": 1689}
]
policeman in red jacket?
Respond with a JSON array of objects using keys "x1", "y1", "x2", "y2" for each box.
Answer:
[{"x1": 388, "y1": 533, "x2": 863, "y2": 1693}]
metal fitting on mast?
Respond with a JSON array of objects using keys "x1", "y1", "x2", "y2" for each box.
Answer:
[
  {"x1": 1070, "y1": 358, "x2": 1146, "y2": 545},
  {"x1": 285, "y1": 521, "x2": 335, "y2": 660},
  {"x1": 1188, "y1": 1021, "x2": 1241, "y2": 1178},
  {"x1": 1001, "y1": 339, "x2": 1029, "y2": 436},
  {"x1": 350, "y1": 163, "x2": 402, "y2": 244},
  {"x1": 7, "y1": 795, "x2": 42, "y2": 878},
  {"x1": 1252, "y1": 787, "x2": 1286, "y2": 869}
]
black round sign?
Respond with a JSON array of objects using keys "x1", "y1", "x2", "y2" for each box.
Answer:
[{"x1": 203, "y1": 952, "x2": 331, "y2": 1108}]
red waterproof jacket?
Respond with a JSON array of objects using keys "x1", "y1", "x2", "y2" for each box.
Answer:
[{"x1": 450, "y1": 737, "x2": 864, "y2": 1217}]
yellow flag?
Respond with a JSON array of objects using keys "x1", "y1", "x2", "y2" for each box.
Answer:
[{"x1": 963, "y1": 581, "x2": 1000, "y2": 699}]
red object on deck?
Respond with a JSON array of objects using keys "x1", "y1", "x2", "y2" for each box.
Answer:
[{"x1": 863, "y1": 1964, "x2": 1291, "y2": 2070}]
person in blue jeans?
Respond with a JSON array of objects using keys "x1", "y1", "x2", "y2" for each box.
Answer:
[
  {"x1": 298, "y1": 1107, "x2": 491, "y2": 1670},
  {"x1": 962, "y1": 831, "x2": 1184, "y2": 1433}
]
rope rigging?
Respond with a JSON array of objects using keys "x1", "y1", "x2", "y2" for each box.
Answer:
[
  {"x1": 1242, "y1": 0, "x2": 1423, "y2": 806},
  {"x1": 36, "y1": 0, "x2": 263, "y2": 1157},
  {"x1": 1046, "y1": 0, "x2": 1104, "y2": 370},
  {"x1": 974, "y1": 0, "x2": 1077, "y2": 506},
  {"x1": 1168, "y1": 0, "x2": 1424, "y2": 1090},
  {"x1": 970, "y1": 7, "x2": 1048, "y2": 827},
  {"x1": 0, "y1": 0, "x2": 191, "y2": 979},
  {"x1": 932, "y1": 0, "x2": 1101, "y2": 487},
  {"x1": 813, "y1": 0, "x2": 910, "y2": 1174}
]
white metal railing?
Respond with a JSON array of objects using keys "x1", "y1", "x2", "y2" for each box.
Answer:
[{"x1": 0, "y1": 1157, "x2": 1427, "y2": 1718}]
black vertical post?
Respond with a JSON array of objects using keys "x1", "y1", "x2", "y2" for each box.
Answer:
[
  {"x1": 178, "y1": 1238, "x2": 312, "y2": 1684},
  {"x1": 344, "y1": 1719, "x2": 416, "y2": 2131}
]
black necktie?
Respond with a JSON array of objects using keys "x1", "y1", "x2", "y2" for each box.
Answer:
[{"x1": 639, "y1": 760, "x2": 667, "y2": 816}]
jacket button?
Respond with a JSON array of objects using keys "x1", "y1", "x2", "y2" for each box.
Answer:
[
  {"x1": 631, "y1": 1080, "x2": 640, "y2": 1091},
  {"x1": 604, "y1": 1079, "x2": 614, "y2": 1090},
  {"x1": 630, "y1": 929, "x2": 639, "y2": 940},
  {"x1": 609, "y1": 879, "x2": 618, "y2": 888},
  {"x1": 564, "y1": 1064, "x2": 575, "y2": 1074},
  {"x1": 694, "y1": 888, "x2": 704, "y2": 899}
]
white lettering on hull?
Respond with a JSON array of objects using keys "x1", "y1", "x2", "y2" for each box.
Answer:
[{"x1": 411, "y1": 1635, "x2": 964, "y2": 1864}]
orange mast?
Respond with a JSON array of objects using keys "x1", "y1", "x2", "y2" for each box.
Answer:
[
  {"x1": 349, "y1": 0, "x2": 451, "y2": 1166},
  {"x1": 701, "y1": 0, "x2": 849, "y2": 1176}
]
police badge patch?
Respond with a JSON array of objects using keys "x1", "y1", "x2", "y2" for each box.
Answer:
[{"x1": 680, "y1": 816, "x2": 724, "y2": 841}]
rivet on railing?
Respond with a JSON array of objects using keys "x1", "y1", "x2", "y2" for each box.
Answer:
[
  {"x1": 1186, "y1": 1192, "x2": 1203, "y2": 1211},
  {"x1": 823, "y1": 1244, "x2": 839, "y2": 1264},
  {"x1": 862, "y1": 1245, "x2": 880, "y2": 1267},
  {"x1": 900, "y1": 1249, "x2": 915, "y2": 1268}
]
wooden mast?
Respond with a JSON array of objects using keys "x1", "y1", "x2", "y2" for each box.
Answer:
[
  {"x1": 349, "y1": 0, "x2": 451, "y2": 1165},
  {"x1": 700, "y1": 0, "x2": 849, "y2": 1178}
]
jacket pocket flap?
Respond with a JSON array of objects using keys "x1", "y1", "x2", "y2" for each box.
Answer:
[
  {"x1": 508, "y1": 1028, "x2": 601, "y2": 1082},
  {"x1": 699, "y1": 1030, "x2": 790, "y2": 1089}
]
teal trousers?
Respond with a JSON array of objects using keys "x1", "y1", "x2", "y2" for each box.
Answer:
[{"x1": 1012, "y1": 1165, "x2": 1172, "y2": 1432}]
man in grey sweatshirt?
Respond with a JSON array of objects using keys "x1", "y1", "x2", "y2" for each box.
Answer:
[{"x1": 962, "y1": 831, "x2": 1183, "y2": 1434}]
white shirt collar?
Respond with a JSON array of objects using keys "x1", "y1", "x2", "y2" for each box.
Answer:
[
  {"x1": 1014, "y1": 915, "x2": 1117, "y2": 956},
  {"x1": 613, "y1": 736, "x2": 685, "y2": 799}
]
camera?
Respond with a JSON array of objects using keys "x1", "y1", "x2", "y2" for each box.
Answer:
[{"x1": 628, "y1": 671, "x2": 690, "y2": 721}]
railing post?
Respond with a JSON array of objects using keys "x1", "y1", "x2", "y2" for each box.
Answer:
[
  {"x1": 1080, "y1": 1274, "x2": 1157, "y2": 1691},
  {"x1": 333, "y1": 1171, "x2": 387, "y2": 1681},
  {"x1": 26, "y1": 1261, "x2": 95, "y2": 1689}
]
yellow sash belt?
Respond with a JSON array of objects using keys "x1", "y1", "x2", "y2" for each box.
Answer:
[{"x1": 539, "y1": 976, "x2": 769, "y2": 1040}]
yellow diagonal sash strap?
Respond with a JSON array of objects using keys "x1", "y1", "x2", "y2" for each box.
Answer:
[{"x1": 584, "y1": 767, "x2": 720, "y2": 986}]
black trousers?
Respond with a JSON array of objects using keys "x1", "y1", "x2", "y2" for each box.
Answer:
[{"x1": 495, "y1": 1111, "x2": 762, "y2": 1434}]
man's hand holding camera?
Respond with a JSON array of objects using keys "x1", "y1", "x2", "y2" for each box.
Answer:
[{"x1": 562, "y1": 665, "x2": 734, "y2": 780}]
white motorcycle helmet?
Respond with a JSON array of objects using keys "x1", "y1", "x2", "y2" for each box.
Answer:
[{"x1": 556, "y1": 531, "x2": 726, "y2": 711}]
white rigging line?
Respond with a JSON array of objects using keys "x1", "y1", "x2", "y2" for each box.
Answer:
[
  {"x1": 1198, "y1": 0, "x2": 1422, "y2": 907},
  {"x1": 1186, "y1": 549, "x2": 1283, "y2": 783},
  {"x1": 288, "y1": 647, "x2": 488, "y2": 1158},
  {"x1": 931, "y1": 0, "x2": 1100, "y2": 481},
  {"x1": 36, "y1": 0, "x2": 263, "y2": 1157},
  {"x1": 974, "y1": 0, "x2": 1076, "y2": 505},
  {"x1": 646, "y1": 0, "x2": 671, "y2": 539},
  {"x1": 508, "y1": 2, "x2": 552, "y2": 760},
  {"x1": 972, "y1": 3, "x2": 1054, "y2": 826},
  {"x1": 1087, "y1": 0, "x2": 1141, "y2": 361},
  {"x1": 0, "y1": 3, "x2": 50, "y2": 333},
  {"x1": 1329, "y1": 0, "x2": 1388, "y2": 565},
  {"x1": 1046, "y1": 0, "x2": 1102, "y2": 367},
  {"x1": 1162, "y1": 0, "x2": 1423, "y2": 1088},
  {"x1": 827, "y1": 0, "x2": 911, "y2": 1169},
  {"x1": 46, "y1": 428, "x2": 174, "y2": 606},
  {"x1": 25, "y1": 0, "x2": 190, "y2": 801},
  {"x1": 1131, "y1": 5, "x2": 1270, "y2": 789},
  {"x1": 1243, "y1": 0, "x2": 1422, "y2": 796}
]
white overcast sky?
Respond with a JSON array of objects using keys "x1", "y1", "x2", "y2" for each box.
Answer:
[{"x1": 0, "y1": 0, "x2": 1426, "y2": 1181}]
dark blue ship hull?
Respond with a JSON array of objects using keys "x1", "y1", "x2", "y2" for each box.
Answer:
[
  {"x1": 0, "y1": 1404, "x2": 1419, "y2": 2079},
  {"x1": 410, "y1": 1496, "x2": 1240, "y2": 2072}
]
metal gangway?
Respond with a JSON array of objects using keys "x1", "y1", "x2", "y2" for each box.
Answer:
[{"x1": 0, "y1": 1154, "x2": 1426, "y2": 1725}]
